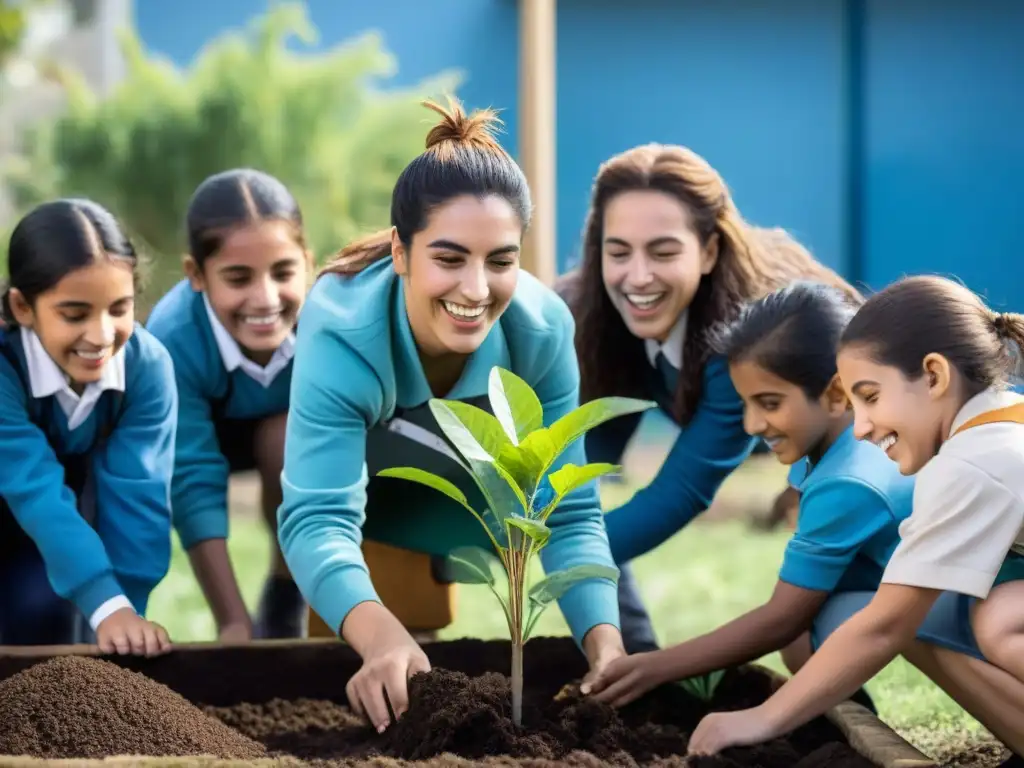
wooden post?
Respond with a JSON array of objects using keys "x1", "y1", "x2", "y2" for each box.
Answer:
[{"x1": 518, "y1": 0, "x2": 557, "y2": 286}]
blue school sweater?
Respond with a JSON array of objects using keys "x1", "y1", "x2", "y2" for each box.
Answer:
[
  {"x1": 0, "y1": 326, "x2": 177, "y2": 619},
  {"x1": 780, "y1": 424, "x2": 914, "y2": 593},
  {"x1": 592, "y1": 354, "x2": 758, "y2": 563},
  {"x1": 278, "y1": 258, "x2": 621, "y2": 641},
  {"x1": 146, "y1": 280, "x2": 292, "y2": 549}
]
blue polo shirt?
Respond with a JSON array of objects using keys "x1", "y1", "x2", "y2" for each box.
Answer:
[{"x1": 780, "y1": 425, "x2": 915, "y2": 594}]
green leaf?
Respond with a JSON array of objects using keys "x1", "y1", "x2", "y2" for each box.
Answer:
[
  {"x1": 376, "y1": 466, "x2": 507, "y2": 552},
  {"x1": 522, "y1": 564, "x2": 619, "y2": 641},
  {"x1": 547, "y1": 397, "x2": 657, "y2": 456},
  {"x1": 465, "y1": 458, "x2": 529, "y2": 530},
  {"x1": 505, "y1": 516, "x2": 551, "y2": 548},
  {"x1": 428, "y1": 399, "x2": 511, "y2": 462},
  {"x1": 488, "y1": 367, "x2": 544, "y2": 444},
  {"x1": 677, "y1": 670, "x2": 726, "y2": 702},
  {"x1": 447, "y1": 545, "x2": 503, "y2": 586},
  {"x1": 547, "y1": 462, "x2": 621, "y2": 499},
  {"x1": 376, "y1": 467, "x2": 469, "y2": 506},
  {"x1": 527, "y1": 564, "x2": 619, "y2": 608}
]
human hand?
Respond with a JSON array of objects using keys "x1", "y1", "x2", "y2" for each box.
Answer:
[
  {"x1": 218, "y1": 620, "x2": 253, "y2": 645},
  {"x1": 581, "y1": 650, "x2": 665, "y2": 707},
  {"x1": 687, "y1": 706, "x2": 779, "y2": 755},
  {"x1": 96, "y1": 607, "x2": 172, "y2": 656},
  {"x1": 346, "y1": 636, "x2": 431, "y2": 733}
]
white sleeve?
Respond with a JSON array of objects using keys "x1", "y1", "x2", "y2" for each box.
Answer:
[{"x1": 882, "y1": 454, "x2": 1023, "y2": 598}]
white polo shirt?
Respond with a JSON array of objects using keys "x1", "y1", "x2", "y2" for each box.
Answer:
[{"x1": 882, "y1": 387, "x2": 1024, "y2": 598}]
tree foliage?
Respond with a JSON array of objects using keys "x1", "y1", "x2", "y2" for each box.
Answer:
[{"x1": 2, "y1": 2, "x2": 460, "y2": 303}]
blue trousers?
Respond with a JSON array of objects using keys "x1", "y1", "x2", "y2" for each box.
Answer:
[
  {"x1": 618, "y1": 562, "x2": 660, "y2": 653},
  {"x1": 0, "y1": 539, "x2": 94, "y2": 645}
]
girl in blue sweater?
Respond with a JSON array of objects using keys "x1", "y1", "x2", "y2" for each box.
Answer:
[
  {"x1": 279, "y1": 99, "x2": 626, "y2": 734},
  {"x1": 0, "y1": 199, "x2": 177, "y2": 654},
  {"x1": 557, "y1": 145, "x2": 855, "y2": 653},
  {"x1": 146, "y1": 169, "x2": 311, "y2": 642}
]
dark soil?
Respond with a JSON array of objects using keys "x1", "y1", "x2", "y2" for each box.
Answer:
[
  {"x1": 0, "y1": 656, "x2": 266, "y2": 760},
  {"x1": 0, "y1": 638, "x2": 877, "y2": 767},
  {"x1": 204, "y1": 667, "x2": 874, "y2": 768}
]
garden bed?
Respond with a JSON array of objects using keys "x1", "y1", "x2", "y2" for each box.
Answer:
[{"x1": 0, "y1": 636, "x2": 934, "y2": 768}]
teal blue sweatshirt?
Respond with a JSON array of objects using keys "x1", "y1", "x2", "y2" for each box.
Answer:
[
  {"x1": 279, "y1": 258, "x2": 621, "y2": 642},
  {"x1": 146, "y1": 279, "x2": 292, "y2": 549},
  {"x1": 0, "y1": 326, "x2": 177, "y2": 618}
]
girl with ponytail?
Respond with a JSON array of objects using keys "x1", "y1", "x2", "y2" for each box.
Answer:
[
  {"x1": 690, "y1": 275, "x2": 1024, "y2": 765},
  {"x1": 558, "y1": 143, "x2": 859, "y2": 655},
  {"x1": 278, "y1": 98, "x2": 625, "y2": 733}
]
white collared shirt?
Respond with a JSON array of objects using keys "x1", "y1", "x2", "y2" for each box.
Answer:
[
  {"x1": 202, "y1": 294, "x2": 295, "y2": 388},
  {"x1": 644, "y1": 311, "x2": 687, "y2": 371},
  {"x1": 20, "y1": 326, "x2": 126, "y2": 431}
]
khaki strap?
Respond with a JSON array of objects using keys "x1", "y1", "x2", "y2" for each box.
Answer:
[{"x1": 952, "y1": 402, "x2": 1024, "y2": 437}]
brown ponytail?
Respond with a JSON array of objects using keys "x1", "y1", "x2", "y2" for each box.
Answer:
[
  {"x1": 841, "y1": 275, "x2": 1023, "y2": 397},
  {"x1": 320, "y1": 97, "x2": 528, "y2": 280}
]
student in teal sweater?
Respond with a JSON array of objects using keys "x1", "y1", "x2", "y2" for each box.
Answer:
[
  {"x1": 557, "y1": 145, "x2": 856, "y2": 653},
  {"x1": 0, "y1": 199, "x2": 176, "y2": 654},
  {"x1": 147, "y1": 169, "x2": 312, "y2": 642},
  {"x1": 279, "y1": 99, "x2": 625, "y2": 733}
]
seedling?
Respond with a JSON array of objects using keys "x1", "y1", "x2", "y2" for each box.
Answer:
[
  {"x1": 378, "y1": 366, "x2": 655, "y2": 726},
  {"x1": 678, "y1": 670, "x2": 726, "y2": 702}
]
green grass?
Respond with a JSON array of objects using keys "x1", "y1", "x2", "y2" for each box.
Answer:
[{"x1": 147, "y1": 507, "x2": 989, "y2": 754}]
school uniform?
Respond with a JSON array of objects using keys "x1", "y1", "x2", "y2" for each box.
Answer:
[
  {"x1": 883, "y1": 387, "x2": 1024, "y2": 659},
  {"x1": 769, "y1": 425, "x2": 914, "y2": 649},
  {"x1": 146, "y1": 279, "x2": 303, "y2": 637},
  {"x1": 278, "y1": 257, "x2": 621, "y2": 643},
  {"x1": 583, "y1": 311, "x2": 759, "y2": 652},
  {"x1": 0, "y1": 325, "x2": 177, "y2": 645}
]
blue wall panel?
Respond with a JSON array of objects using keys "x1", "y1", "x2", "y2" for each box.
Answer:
[
  {"x1": 133, "y1": 0, "x2": 520, "y2": 157},
  {"x1": 555, "y1": 0, "x2": 849, "y2": 274},
  {"x1": 861, "y1": 0, "x2": 1024, "y2": 309}
]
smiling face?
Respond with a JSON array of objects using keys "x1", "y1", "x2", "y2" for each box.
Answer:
[
  {"x1": 837, "y1": 343, "x2": 954, "y2": 474},
  {"x1": 395, "y1": 194, "x2": 521, "y2": 358},
  {"x1": 600, "y1": 189, "x2": 718, "y2": 342},
  {"x1": 9, "y1": 258, "x2": 136, "y2": 389},
  {"x1": 186, "y1": 220, "x2": 310, "y2": 364},
  {"x1": 729, "y1": 358, "x2": 848, "y2": 465}
]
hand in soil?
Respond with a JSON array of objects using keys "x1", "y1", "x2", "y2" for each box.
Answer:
[
  {"x1": 688, "y1": 705, "x2": 779, "y2": 756},
  {"x1": 346, "y1": 638, "x2": 431, "y2": 733},
  {"x1": 580, "y1": 650, "x2": 662, "y2": 707},
  {"x1": 96, "y1": 607, "x2": 172, "y2": 656},
  {"x1": 218, "y1": 621, "x2": 253, "y2": 645}
]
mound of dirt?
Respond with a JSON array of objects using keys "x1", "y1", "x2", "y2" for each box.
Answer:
[{"x1": 0, "y1": 656, "x2": 266, "y2": 760}]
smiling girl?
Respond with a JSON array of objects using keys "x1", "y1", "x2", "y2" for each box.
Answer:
[
  {"x1": 689, "y1": 275, "x2": 1024, "y2": 765},
  {"x1": 0, "y1": 199, "x2": 176, "y2": 654},
  {"x1": 278, "y1": 98, "x2": 625, "y2": 734},
  {"x1": 146, "y1": 169, "x2": 312, "y2": 642},
  {"x1": 583, "y1": 281, "x2": 911, "y2": 712},
  {"x1": 558, "y1": 144, "x2": 856, "y2": 653}
]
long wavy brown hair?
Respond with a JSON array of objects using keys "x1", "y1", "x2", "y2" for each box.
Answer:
[{"x1": 558, "y1": 143, "x2": 860, "y2": 425}]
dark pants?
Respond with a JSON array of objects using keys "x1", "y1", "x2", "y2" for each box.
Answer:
[
  {"x1": 584, "y1": 415, "x2": 662, "y2": 655},
  {"x1": 617, "y1": 562, "x2": 659, "y2": 653},
  {"x1": 0, "y1": 453, "x2": 96, "y2": 646},
  {"x1": 214, "y1": 413, "x2": 306, "y2": 640}
]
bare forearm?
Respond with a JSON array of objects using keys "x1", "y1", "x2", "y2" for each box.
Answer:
[
  {"x1": 341, "y1": 600, "x2": 416, "y2": 658},
  {"x1": 760, "y1": 609, "x2": 907, "y2": 733},
  {"x1": 186, "y1": 539, "x2": 250, "y2": 629},
  {"x1": 660, "y1": 605, "x2": 809, "y2": 682}
]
